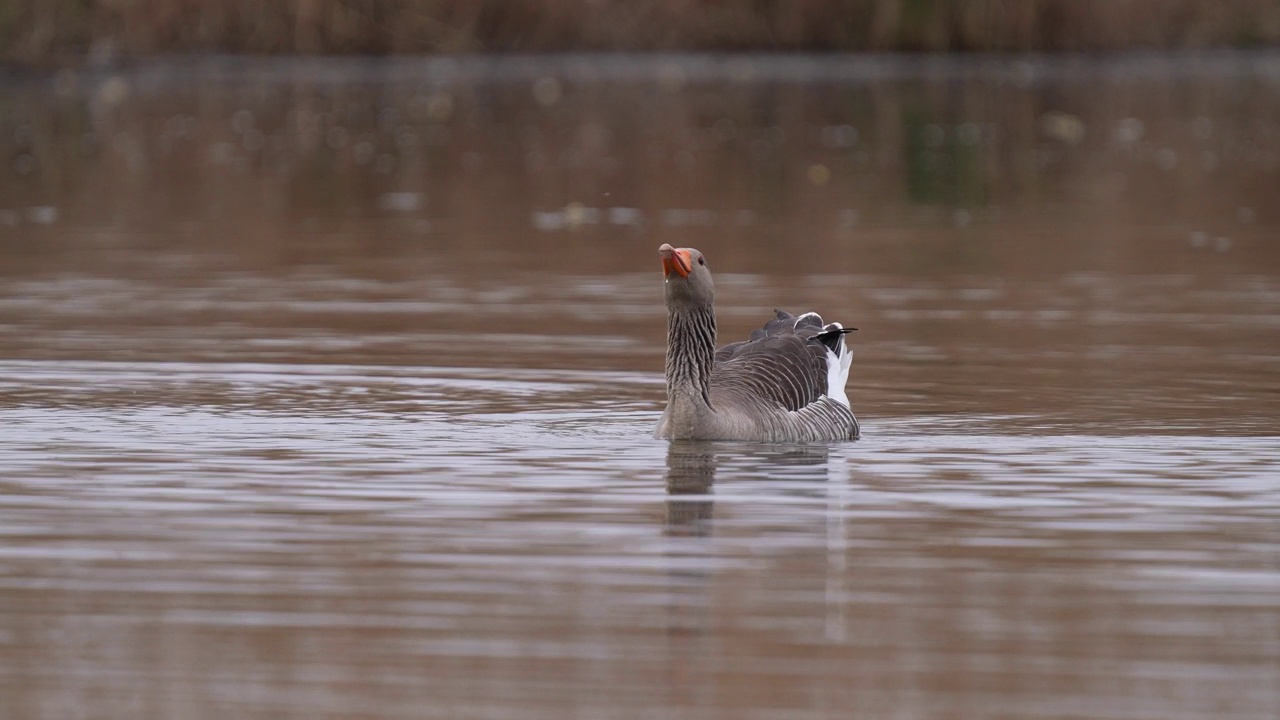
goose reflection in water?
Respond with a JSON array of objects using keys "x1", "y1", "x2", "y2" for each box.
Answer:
[
  {"x1": 660, "y1": 441, "x2": 854, "y2": 703},
  {"x1": 663, "y1": 442, "x2": 718, "y2": 535},
  {"x1": 664, "y1": 442, "x2": 837, "y2": 518},
  {"x1": 662, "y1": 440, "x2": 841, "y2": 539}
]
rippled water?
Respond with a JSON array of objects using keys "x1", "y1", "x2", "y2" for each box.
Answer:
[{"x1": 2, "y1": 55, "x2": 1278, "y2": 719}]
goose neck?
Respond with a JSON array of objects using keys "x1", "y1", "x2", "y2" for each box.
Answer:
[{"x1": 666, "y1": 304, "x2": 716, "y2": 407}]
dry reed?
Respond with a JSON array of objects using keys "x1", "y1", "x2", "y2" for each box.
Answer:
[{"x1": 3, "y1": 0, "x2": 1279, "y2": 65}]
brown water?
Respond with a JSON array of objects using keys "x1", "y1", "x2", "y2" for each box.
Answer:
[{"x1": 2, "y1": 54, "x2": 1279, "y2": 719}]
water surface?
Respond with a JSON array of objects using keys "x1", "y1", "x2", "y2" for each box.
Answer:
[{"x1": 1, "y1": 54, "x2": 1278, "y2": 719}]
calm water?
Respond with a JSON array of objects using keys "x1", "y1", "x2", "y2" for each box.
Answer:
[{"x1": 2, "y1": 54, "x2": 1278, "y2": 719}]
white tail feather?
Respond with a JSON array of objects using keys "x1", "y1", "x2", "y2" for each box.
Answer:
[{"x1": 824, "y1": 334, "x2": 852, "y2": 407}]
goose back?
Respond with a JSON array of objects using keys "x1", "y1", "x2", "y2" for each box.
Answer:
[{"x1": 706, "y1": 310, "x2": 859, "y2": 441}]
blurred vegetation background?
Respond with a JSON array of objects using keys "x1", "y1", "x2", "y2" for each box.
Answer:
[{"x1": 4, "y1": 0, "x2": 1280, "y2": 65}]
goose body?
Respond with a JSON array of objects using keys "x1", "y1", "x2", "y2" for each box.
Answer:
[{"x1": 655, "y1": 244, "x2": 860, "y2": 443}]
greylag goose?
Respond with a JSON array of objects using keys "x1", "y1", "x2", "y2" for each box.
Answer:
[{"x1": 655, "y1": 244, "x2": 860, "y2": 442}]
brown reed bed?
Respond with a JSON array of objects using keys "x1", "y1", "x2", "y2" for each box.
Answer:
[{"x1": 3, "y1": 0, "x2": 1279, "y2": 66}]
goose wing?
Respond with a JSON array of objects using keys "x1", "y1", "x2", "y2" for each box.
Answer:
[{"x1": 712, "y1": 310, "x2": 852, "y2": 413}]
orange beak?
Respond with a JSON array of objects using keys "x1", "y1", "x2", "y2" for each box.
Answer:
[{"x1": 659, "y1": 244, "x2": 692, "y2": 278}]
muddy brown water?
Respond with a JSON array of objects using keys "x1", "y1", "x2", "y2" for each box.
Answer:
[{"x1": 1, "y1": 55, "x2": 1278, "y2": 719}]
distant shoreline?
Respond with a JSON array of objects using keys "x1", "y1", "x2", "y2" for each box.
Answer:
[{"x1": 4, "y1": 0, "x2": 1278, "y2": 67}]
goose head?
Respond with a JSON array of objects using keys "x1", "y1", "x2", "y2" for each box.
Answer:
[{"x1": 659, "y1": 243, "x2": 715, "y2": 309}]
